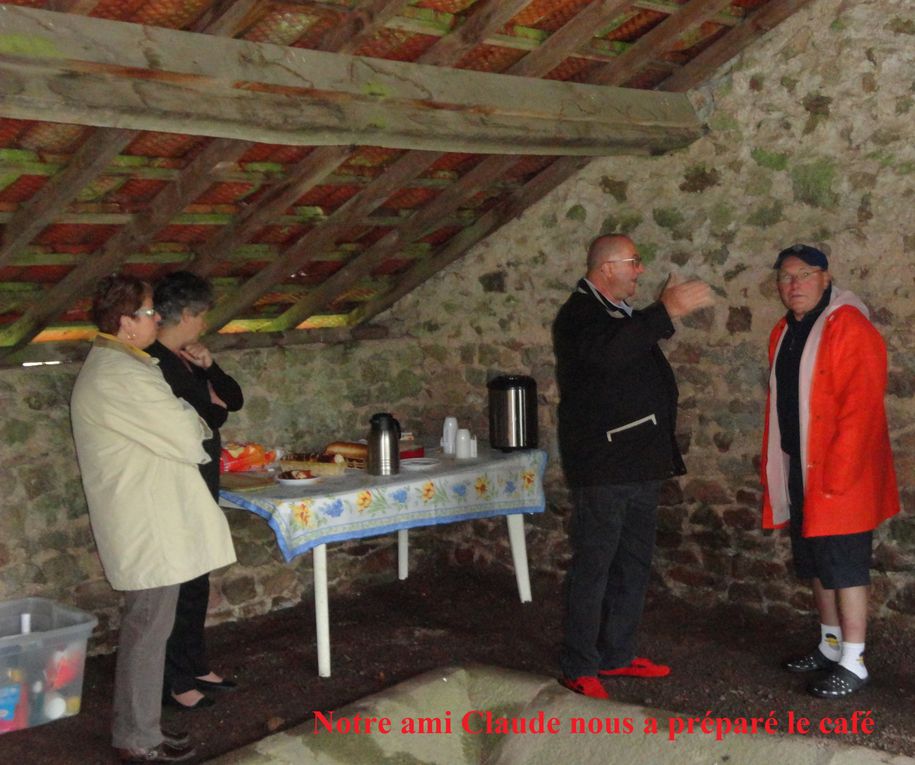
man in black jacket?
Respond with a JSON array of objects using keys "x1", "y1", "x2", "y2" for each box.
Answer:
[{"x1": 553, "y1": 234, "x2": 712, "y2": 699}]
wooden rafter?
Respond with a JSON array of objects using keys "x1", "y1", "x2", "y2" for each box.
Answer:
[
  {"x1": 416, "y1": 0, "x2": 532, "y2": 67},
  {"x1": 0, "y1": 140, "x2": 253, "y2": 353},
  {"x1": 506, "y1": 0, "x2": 633, "y2": 78},
  {"x1": 188, "y1": 0, "x2": 534, "y2": 282},
  {"x1": 658, "y1": 0, "x2": 818, "y2": 92},
  {"x1": 262, "y1": 0, "x2": 721, "y2": 332},
  {"x1": 346, "y1": 0, "x2": 808, "y2": 321},
  {"x1": 315, "y1": 0, "x2": 416, "y2": 53},
  {"x1": 203, "y1": 150, "x2": 443, "y2": 329},
  {"x1": 265, "y1": 154, "x2": 523, "y2": 331},
  {"x1": 351, "y1": 156, "x2": 593, "y2": 325},
  {"x1": 186, "y1": 0, "x2": 420, "y2": 278},
  {"x1": 0, "y1": 0, "x2": 812, "y2": 353},
  {"x1": 589, "y1": 0, "x2": 738, "y2": 87},
  {"x1": 0, "y1": 128, "x2": 136, "y2": 269},
  {"x1": 0, "y1": 6, "x2": 700, "y2": 155},
  {"x1": 0, "y1": 0, "x2": 266, "y2": 291},
  {"x1": 202, "y1": 0, "x2": 639, "y2": 332}
]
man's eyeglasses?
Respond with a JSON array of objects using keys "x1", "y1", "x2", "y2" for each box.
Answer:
[
  {"x1": 606, "y1": 256, "x2": 642, "y2": 268},
  {"x1": 133, "y1": 307, "x2": 157, "y2": 318},
  {"x1": 776, "y1": 268, "x2": 821, "y2": 285}
]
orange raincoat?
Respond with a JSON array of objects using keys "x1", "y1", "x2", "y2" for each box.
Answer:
[{"x1": 761, "y1": 288, "x2": 900, "y2": 537}]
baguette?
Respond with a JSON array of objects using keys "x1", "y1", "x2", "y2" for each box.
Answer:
[
  {"x1": 323, "y1": 441, "x2": 368, "y2": 459},
  {"x1": 323, "y1": 441, "x2": 367, "y2": 468}
]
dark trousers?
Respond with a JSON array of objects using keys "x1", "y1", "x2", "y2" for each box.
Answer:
[
  {"x1": 163, "y1": 573, "x2": 210, "y2": 695},
  {"x1": 560, "y1": 482, "x2": 660, "y2": 678}
]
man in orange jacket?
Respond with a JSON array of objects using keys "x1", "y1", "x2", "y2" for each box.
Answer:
[{"x1": 761, "y1": 244, "x2": 899, "y2": 699}]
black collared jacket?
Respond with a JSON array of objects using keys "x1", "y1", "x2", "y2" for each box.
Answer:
[{"x1": 552, "y1": 280, "x2": 686, "y2": 487}]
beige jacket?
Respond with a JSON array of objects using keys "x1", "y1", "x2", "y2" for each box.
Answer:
[{"x1": 71, "y1": 334, "x2": 236, "y2": 590}]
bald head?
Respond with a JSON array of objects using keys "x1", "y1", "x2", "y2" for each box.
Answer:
[{"x1": 587, "y1": 235, "x2": 634, "y2": 274}]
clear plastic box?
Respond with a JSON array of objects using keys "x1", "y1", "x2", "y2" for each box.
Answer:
[{"x1": 0, "y1": 597, "x2": 97, "y2": 733}]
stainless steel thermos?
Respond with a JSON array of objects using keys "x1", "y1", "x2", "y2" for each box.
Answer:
[
  {"x1": 487, "y1": 375, "x2": 538, "y2": 451},
  {"x1": 367, "y1": 412, "x2": 401, "y2": 475}
]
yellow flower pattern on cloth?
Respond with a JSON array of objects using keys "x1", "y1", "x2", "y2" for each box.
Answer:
[
  {"x1": 293, "y1": 501, "x2": 312, "y2": 527},
  {"x1": 522, "y1": 470, "x2": 535, "y2": 489},
  {"x1": 357, "y1": 490, "x2": 372, "y2": 512},
  {"x1": 421, "y1": 481, "x2": 436, "y2": 502}
]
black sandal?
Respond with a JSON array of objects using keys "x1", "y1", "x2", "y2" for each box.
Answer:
[
  {"x1": 782, "y1": 648, "x2": 838, "y2": 673},
  {"x1": 807, "y1": 666, "x2": 869, "y2": 698}
]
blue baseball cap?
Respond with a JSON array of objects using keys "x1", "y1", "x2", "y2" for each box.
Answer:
[{"x1": 773, "y1": 244, "x2": 828, "y2": 270}]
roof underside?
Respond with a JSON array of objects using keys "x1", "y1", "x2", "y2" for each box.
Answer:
[{"x1": 0, "y1": 0, "x2": 811, "y2": 362}]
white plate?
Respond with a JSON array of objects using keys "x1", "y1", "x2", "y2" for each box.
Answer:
[
  {"x1": 276, "y1": 475, "x2": 321, "y2": 486},
  {"x1": 401, "y1": 458, "x2": 440, "y2": 472}
]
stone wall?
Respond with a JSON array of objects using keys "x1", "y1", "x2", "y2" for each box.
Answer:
[{"x1": 0, "y1": 0, "x2": 912, "y2": 650}]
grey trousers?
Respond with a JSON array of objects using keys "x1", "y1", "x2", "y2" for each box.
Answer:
[
  {"x1": 560, "y1": 482, "x2": 660, "y2": 678},
  {"x1": 111, "y1": 584, "x2": 180, "y2": 750}
]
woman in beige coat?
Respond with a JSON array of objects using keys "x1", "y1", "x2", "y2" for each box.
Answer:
[{"x1": 71, "y1": 274, "x2": 236, "y2": 764}]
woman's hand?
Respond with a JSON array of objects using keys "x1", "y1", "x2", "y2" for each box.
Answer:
[{"x1": 180, "y1": 341, "x2": 213, "y2": 369}]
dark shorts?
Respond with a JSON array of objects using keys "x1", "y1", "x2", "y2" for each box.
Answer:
[
  {"x1": 787, "y1": 453, "x2": 873, "y2": 589},
  {"x1": 789, "y1": 524, "x2": 873, "y2": 589}
]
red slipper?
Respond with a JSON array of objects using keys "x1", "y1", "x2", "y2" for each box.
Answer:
[
  {"x1": 559, "y1": 676, "x2": 610, "y2": 699},
  {"x1": 599, "y1": 657, "x2": 670, "y2": 678}
]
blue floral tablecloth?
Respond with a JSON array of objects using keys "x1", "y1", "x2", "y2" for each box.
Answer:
[{"x1": 219, "y1": 449, "x2": 547, "y2": 562}]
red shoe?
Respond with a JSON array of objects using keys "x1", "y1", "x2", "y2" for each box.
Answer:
[
  {"x1": 599, "y1": 657, "x2": 670, "y2": 678},
  {"x1": 559, "y1": 675, "x2": 610, "y2": 699}
]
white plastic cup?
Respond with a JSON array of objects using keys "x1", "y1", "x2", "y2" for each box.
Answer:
[
  {"x1": 470, "y1": 436, "x2": 478, "y2": 458},
  {"x1": 442, "y1": 417, "x2": 458, "y2": 455},
  {"x1": 455, "y1": 429, "x2": 472, "y2": 459}
]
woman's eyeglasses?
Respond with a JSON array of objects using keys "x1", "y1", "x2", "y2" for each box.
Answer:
[{"x1": 133, "y1": 308, "x2": 157, "y2": 318}]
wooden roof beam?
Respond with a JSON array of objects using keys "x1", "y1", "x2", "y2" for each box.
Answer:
[
  {"x1": 415, "y1": 0, "x2": 533, "y2": 67},
  {"x1": 255, "y1": 0, "x2": 680, "y2": 332},
  {"x1": 589, "y1": 0, "x2": 738, "y2": 87},
  {"x1": 187, "y1": 0, "x2": 436, "y2": 278},
  {"x1": 0, "y1": 6, "x2": 702, "y2": 155},
  {"x1": 0, "y1": 0, "x2": 265, "y2": 274},
  {"x1": 658, "y1": 0, "x2": 818, "y2": 92},
  {"x1": 350, "y1": 156, "x2": 592, "y2": 325},
  {"x1": 201, "y1": 0, "x2": 653, "y2": 331},
  {"x1": 0, "y1": 139, "x2": 253, "y2": 355}
]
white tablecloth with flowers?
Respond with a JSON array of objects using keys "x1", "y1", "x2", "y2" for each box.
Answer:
[
  {"x1": 219, "y1": 448, "x2": 547, "y2": 562},
  {"x1": 220, "y1": 448, "x2": 546, "y2": 677}
]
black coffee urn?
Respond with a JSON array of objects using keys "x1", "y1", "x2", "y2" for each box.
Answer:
[{"x1": 487, "y1": 375, "x2": 538, "y2": 451}]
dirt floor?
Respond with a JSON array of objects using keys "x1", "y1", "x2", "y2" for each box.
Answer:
[{"x1": 2, "y1": 565, "x2": 913, "y2": 763}]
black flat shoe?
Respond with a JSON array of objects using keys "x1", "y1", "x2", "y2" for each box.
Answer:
[
  {"x1": 116, "y1": 741, "x2": 196, "y2": 763},
  {"x1": 163, "y1": 693, "x2": 215, "y2": 710},
  {"x1": 782, "y1": 648, "x2": 838, "y2": 673},
  {"x1": 807, "y1": 666, "x2": 869, "y2": 698},
  {"x1": 195, "y1": 677, "x2": 238, "y2": 692},
  {"x1": 160, "y1": 725, "x2": 190, "y2": 747}
]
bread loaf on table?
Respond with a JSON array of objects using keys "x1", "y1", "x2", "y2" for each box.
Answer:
[{"x1": 322, "y1": 441, "x2": 367, "y2": 468}]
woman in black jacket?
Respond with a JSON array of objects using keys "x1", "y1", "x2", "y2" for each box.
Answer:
[{"x1": 149, "y1": 271, "x2": 244, "y2": 710}]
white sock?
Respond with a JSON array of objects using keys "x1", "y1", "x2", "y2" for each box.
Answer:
[
  {"x1": 818, "y1": 624, "x2": 842, "y2": 661},
  {"x1": 839, "y1": 642, "x2": 868, "y2": 679}
]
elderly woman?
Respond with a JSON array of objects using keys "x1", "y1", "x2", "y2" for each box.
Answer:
[
  {"x1": 148, "y1": 271, "x2": 243, "y2": 710},
  {"x1": 70, "y1": 274, "x2": 236, "y2": 763}
]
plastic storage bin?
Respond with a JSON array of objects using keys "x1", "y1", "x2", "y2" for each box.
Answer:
[{"x1": 0, "y1": 597, "x2": 97, "y2": 733}]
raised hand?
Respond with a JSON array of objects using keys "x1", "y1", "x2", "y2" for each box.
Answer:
[{"x1": 659, "y1": 274, "x2": 714, "y2": 318}]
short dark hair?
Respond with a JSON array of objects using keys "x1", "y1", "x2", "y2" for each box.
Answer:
[
  {"x1": 91, "y1": 274, "x2": 150, "y2": 334},
  {"x1": 154, "y1": 271, "x2": 214, "y2": 326}
]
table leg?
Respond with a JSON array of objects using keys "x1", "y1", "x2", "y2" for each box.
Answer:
[
  {"x1": 398, "y1": 529, "x2": 409, "y2": 580},
  {"x1": 313, "y1": 544, "x2": 331, "y2": 677},
  {"x1": 506, "y1": 514, "x2": 532, "y2": 603}
]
